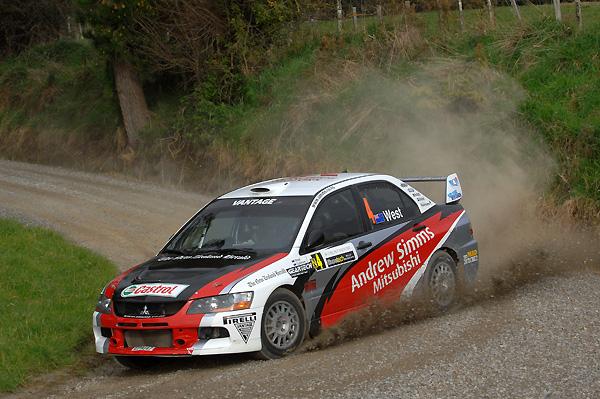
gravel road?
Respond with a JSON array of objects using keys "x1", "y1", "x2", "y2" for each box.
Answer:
[{"x1": 1, "y1": 160, "x2": 599, "y2": 399}]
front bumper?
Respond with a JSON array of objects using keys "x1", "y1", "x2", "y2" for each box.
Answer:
[{"x1": 93, "y1": 306, "x2": 263, "y2": 356}]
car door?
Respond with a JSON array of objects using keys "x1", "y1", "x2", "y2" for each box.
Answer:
[
  {"x1": 317, "y1": 181, "x2": 423, "y2": 327},
  {"x1": 297, "y1": 188, "x2": 367, "y2": 330}
]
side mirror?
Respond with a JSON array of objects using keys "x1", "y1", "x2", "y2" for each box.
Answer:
[{"x1": 305, "y1": 230, "x2": 325, "y2": 250}]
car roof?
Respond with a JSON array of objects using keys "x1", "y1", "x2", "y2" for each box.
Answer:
[{"x1": 219, "y1": 173, "x2": 375, "y2": 198}]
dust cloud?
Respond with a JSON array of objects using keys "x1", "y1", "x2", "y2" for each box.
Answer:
[{"x1": 267, "y1": 58, "x2": 599, "y2": 349}]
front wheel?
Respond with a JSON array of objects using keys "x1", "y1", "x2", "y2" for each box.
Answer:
[
  {"x1": 426, "y1": 251, "x2": 458, "y2": 311},
  {"x1": 255, "y1": 288, "x2": 306, "y2": 360}
]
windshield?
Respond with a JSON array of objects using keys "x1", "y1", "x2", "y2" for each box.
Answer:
[{"x1": 163, "y1": 196, "x2": 312, "y2": 256}]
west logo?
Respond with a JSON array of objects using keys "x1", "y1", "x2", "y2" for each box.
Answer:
[
  {"x1": 382, "y1": 207, "x2": 404, "y2": 221},
  {"x1": 373, "y1": 207, "x2": 404, "y2": 224}
]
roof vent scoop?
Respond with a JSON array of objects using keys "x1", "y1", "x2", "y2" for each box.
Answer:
[{"x1": 250, "y1": 187, "x2": 270, "y2": 193}]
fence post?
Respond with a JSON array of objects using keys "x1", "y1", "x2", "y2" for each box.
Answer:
[
  {"x1": 510, "y1": 0, "x2": 521, "y2": 21},
  {"x1": 377, "y1": 4, "x2": 383, "y2": 23},
  {"x1": 575, "y1": 0, "x2": 582, "y2": 27},
  {"x1": 337, "y1": 0, "x2": 343, "y2": 33},
  {"x1": 457, "y1": 0, "x2": 465, "y2": 31},
  {"x1": 486, "y1": 0, "x2": 495, "y2": 27},
  {"x1": 553, "y1": 0, "x2": 562, "y2": 21},
  {"x1": 352, "y1": 6, "x2": 358, "y2": 30}
]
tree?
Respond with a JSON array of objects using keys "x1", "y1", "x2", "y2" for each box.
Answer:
[
  {"x1": 77, "y1": 0, "x2": 303, "y2": 148},
  {"x1": 76, "y1": 0, "x2": 153, "y2": 149}
]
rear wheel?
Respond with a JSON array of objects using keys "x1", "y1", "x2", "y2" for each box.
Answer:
[
  {"x1": 114, "y1": 356, "x2": 158, "y2": 369},
  {"x1": 426, "y1": 251, "x2": 458, "y2": 311},
  {"x1": 255, "y1": 288, "x2": 306, "y2": 360}
]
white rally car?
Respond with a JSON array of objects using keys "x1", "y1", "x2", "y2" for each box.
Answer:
[{"x1": 94, "y1": 173, "x2": 479, "y2": 367}]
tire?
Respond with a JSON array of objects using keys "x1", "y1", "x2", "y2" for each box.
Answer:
[
  {"x1": 114, "y1": 355, "x2": 159, "y2": 369},
  {"x1": 426, "y1": 251, "x2": 458, "y2": 311},
  {"x1": 254, "y1": 288, "x2": 306, "y2": 360}
]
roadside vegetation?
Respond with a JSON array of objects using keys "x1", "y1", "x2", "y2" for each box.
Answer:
[
  {"x1": 0, "y1": 1, "x2": 598, "y2": 208},
  {"x1": 0, "y1": 218, "x2": 115, "y2": 392}
]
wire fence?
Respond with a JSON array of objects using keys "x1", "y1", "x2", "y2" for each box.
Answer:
[{"x1": 300, "y1": 0, "x2": 585, "y2": 29}]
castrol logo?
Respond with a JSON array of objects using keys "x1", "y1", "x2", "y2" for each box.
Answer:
[{"x1": 121, "y1": 283, "x2": 189, "y2": 298}]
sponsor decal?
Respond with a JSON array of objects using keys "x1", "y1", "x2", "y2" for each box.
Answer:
[
  {"x1": 315, "y1": 243, "x2": 358, "y2": 270},
  {"x1": 232, "y1": 198, "x2": 277, "y2": 206},
  {"x1": 407, "y1": 188, "x2": 415, "y2": 193},
  {"x1": 310, "y1": 253, "x2": 326, "y2": 270},
  {"x1": 247, "y1": 268, "x2": 287, "y2": 288},
  {"x1": 121, "y1": 283, "x2": 189, "y2": 298},
  {"x1": 286, "y1": 261, "x2": 312, "y2": 277},
  {"x1": 290, "y1": 244, "x2": 357, "y2": 276},
  {"x1": 350, "y1": 227, "x2": 435, "y2": 294},
  {"x1": 463, "y1": 249, "x2": 478, "y2": 265},
  {"x1": 363, "y1": 198, "x2": 404, "y2": 225},
  {"x1": 289, "y1": 176, "x2": 336, "y2": 182},
  {"x1": 449, "y1": 177, "x2": 459, "y2": 187},
  {"x1": 447, "y1": 190, "x2": 461, "y2": 201},
  {"x1": 223, "y1": 312, "x2": 257, "y2": 343},
  {"x1": 131, "y1": 346, "x2": 155, "y2": 351},
  {"x1": 158, "y1": 253, "x2": 251, "y2": 262},
  {"x1": 325, "y1": 251, "x2": 356, "y2": 267},
  {"x1": 372, "y1": 206, "x2": 404, "y2": 225},
  {"x1": 311, "y1": 185, "x2": 337, "y2": 208}
]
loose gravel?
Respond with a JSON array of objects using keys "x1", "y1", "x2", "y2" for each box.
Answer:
[{"x1": 1, "y1": 160, "x2": 599, "y2": 399}]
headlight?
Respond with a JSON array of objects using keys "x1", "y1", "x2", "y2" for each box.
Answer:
[
  {"x1": 95, "y1": 293, "x2": 112, "y2": 314},
  {"x1": 187, "y1": 292, "x2": 253, "y2": 314}
]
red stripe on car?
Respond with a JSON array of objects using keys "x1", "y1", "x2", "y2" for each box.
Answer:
[
  {"x1": 320, "y1": 210, "x2": 464, "y2": 327},
  {"x1": 189, "y1": 252, "x2": 287, "y2": 299}
]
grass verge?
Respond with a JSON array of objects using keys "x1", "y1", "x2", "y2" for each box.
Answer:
[{"x1": 0, "y1": 218, "x2": 116, "y2": 392}]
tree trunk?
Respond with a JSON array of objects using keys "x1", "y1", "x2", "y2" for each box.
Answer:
[{"x1": 113, "y1": 58, "x2": 150, "y2": 148}]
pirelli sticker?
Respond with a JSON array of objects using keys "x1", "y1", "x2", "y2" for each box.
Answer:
[{"x1": 223, "y1": 312, "x2": 256, "y2": 344}]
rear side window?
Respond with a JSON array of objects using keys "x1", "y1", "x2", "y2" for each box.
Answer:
[
  {"x1": 303, "y1": 189, "x2": 364, "y2": 251},
  {"x1": 358, "y1": 182, "x2": 419, "y2": 228}
]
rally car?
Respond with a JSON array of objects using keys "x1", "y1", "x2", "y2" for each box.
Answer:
[{"x1": 94, "y1": 173, "x2": 479, "y2": 367}]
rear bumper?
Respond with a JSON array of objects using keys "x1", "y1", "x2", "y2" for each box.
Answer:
[{"x1": 93, "y1": 307, "x2": 263, "y2": 356}]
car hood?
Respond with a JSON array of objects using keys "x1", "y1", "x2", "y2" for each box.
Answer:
[{"x1": 113, "y1": 253, "x2": 273, "y2": 302}]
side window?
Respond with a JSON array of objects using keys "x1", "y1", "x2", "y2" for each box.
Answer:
[
  {"x1": 358, "y1": 182, "x2": 419, "y2": 228},
  {"x1": 303, "y1": 189, "x2": 364, "y2": 252}
]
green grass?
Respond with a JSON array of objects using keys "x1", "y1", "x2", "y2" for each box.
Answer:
[
  {"x1": 303, "y1": 4, "x2": 600, "y2": 203},
  {"x1": 0, "y1": 39, "x2": 119, "y2": 139},
  {"x1": 442, "y1": 6, "x2": 600, "y2": 201},
  {"x1": 0, "y1": 219, "x2": 116, "y2": 392}
]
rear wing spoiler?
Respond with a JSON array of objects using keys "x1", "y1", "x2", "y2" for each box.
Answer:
[{"x1": 400, "y1": 173, "x2": 463, "y2": 204}]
